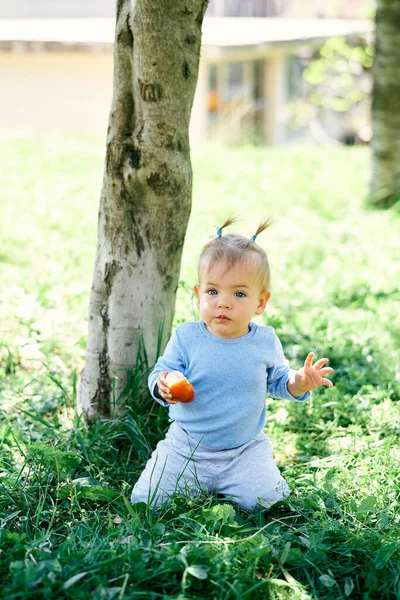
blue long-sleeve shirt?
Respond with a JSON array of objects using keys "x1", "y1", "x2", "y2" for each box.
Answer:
[{"x1": 148, "y1": 320, "x2": 310, "y2": 449}]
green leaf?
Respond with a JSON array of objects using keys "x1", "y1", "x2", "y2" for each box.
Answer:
[
  {"x1": 325, "y1": 469, "x2": 336, "y2": 482},
  {"x1": 319, "y1": 574, "x2": 336, "y2": 587},
  {"x1": 308, "y1": 531, "x2": 326, "y2": 551},
  {"x1": 186, "y1": 565, "x2": 208, "y2": 580},
  {"x1": 211, "y1": 503, "x2": 236, "y2": 523},
  {"x1": 9, "y1": 560, "x2": 25, "y2": 573},
  {"x1": 375, "y1": 542, "x2": 398, "y2": 569},
  {"x1": 268, "y1": 579, "x2": 292, "y2": 588},
  {"x1": 152, "y1": 523, "x2": 166, "y2": 536},
  {"x1": 356, "y1": 496, "x2": 377, "y2": 515},
  {"x1": 62, "y1": 572, "x2": 88, "y2": 590},
  {"x1": 57, "y1": 478, "x2": 119, "y2": 502},
  {"x1": 6, "y1": 532, "x2": 27, "y2": 544},
  {"x1": 201, "y1": 503, "x2": 238, "y2": 529},
  {"x1": 285, "y1": 547, "x2": 303, "y2": 566},
  {"x1": 344, "y1": 577, "x2": 354, "y2": 596},
  {"x1": 299, "y1": 535, "x2": 310, "y2": 549},
  {"x1": 59, "y1": 452, "x2": 82, "y2": 469},
  {"x1": 280, "y1": 542, "x2": 291, "y2": 565},
  {"x1": 121, "y1": 494, "x2": 143, "y2": 527}
]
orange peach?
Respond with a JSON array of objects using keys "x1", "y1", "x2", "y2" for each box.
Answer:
[{"x1": 165, "y1": 372, "x2": 195, "y2": 403}]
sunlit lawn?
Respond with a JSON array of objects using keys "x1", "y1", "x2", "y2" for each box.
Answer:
[{"x1": 0, "y1": 134, "x2": 399, "y2": 599}]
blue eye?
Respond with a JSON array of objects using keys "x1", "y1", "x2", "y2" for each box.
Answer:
[
  {"x1": 207, "y1": 289, "x2": 218, "y2": 295},
  {"x1": 235, "y1": 291, "x2": 246, "y2": 298}
]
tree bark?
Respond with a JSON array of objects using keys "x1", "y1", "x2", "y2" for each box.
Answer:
[
  {"x1": 370, "y1": 0, "x2": 400, "y2": 208},
  {"x1": 79, "y1": 0, "x2": 208, "y2": 419}
]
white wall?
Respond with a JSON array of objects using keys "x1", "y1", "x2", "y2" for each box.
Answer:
[
  {"x1": 0, "y1": 52, "x2": 114, "y2": 134},
  {"x1": 0, "y1": 51, "x2": 210, "y2": 144},
  {"x1": 0, "y1": 0, "x2": 115, "y2": 18}
]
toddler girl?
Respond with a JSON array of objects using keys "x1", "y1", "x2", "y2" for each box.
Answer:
[{"x1": 131, "y1": 218, "x2": 333, "y2": 510}]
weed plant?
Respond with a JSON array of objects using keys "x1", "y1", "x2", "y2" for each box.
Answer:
[{"x1": 0, "y1": 136, "x2": 399, "y2": 598}]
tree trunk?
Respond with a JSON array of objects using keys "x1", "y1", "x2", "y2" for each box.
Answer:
[
  {"x1": 79, "y1": 0, "x2": 208, "y2": 419},
  {"x1": 370, "y1": 0, "x2": 400, "y2": 208}
]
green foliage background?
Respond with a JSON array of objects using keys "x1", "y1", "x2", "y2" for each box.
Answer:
[{"x1": 0, "y1": 135, "x2": 399, "y2": 599}]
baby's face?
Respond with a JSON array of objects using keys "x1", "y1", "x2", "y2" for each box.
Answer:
[{"x1": 194, "y1": 262, "x2": 270, "y2": 339}]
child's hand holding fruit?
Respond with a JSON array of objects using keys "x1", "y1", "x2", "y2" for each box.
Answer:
[{"x1": 156, "y1": 371, "x2": 195, "y2": 404}]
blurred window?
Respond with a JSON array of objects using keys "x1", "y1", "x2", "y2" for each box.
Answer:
[
  {"x1": 286, "y1": 54, "x2": 308, "y2": 100},
  {"x1": 226, "y1": 63, "x2": 244, "y2": 100},
  {"x1": 207, "y1": 0, "x2": 278, "y2": 17}
]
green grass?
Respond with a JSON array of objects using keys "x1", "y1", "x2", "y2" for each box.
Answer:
[{"x1": 1, "y1": 134, "x2": 399, "y2": 599}]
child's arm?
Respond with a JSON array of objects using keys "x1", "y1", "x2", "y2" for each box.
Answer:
[
  {"x1": 267, "y1": 333, "x2": 333, "y2": 402},
  {"x1": 148, "y1": 327, "x2": 187, "y2": 406},
  {"x1": 287, "y1": 352, "x2": 334, "y2": 398}
]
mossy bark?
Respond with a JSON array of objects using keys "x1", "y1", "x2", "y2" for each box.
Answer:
[
  {"x1": 79, "y1": 0, "x2": 208, "y2": 418},
  {"x1": 370, "y1": 0, "x2": 400, "y2": 208}
]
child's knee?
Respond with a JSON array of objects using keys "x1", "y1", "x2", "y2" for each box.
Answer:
[
  {"x1": 130, "y1": 446, "x2": 199, "y2": 506},
  {"x1": 130, "y1": 464, "x2": 172, "y2": 506},
  {"x1": 234, "y1": 478, "x2": 290, "y2": 511}
]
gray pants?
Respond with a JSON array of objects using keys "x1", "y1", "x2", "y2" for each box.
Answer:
[{"x1": 131, "y1": 421, "x2": 289, "y2": 510}]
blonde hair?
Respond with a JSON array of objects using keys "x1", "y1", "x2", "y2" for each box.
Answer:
[{"x1": 198, "y1": 217, "x2": 272, "y2": 291}]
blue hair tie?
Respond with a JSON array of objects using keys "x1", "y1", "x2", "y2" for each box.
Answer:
[
  {"x1": 217, "y1": 227, "x2": 222, "y2": 238},
  {"x1": 251, "y1": 234, "x2": 257, "y2": 242}
]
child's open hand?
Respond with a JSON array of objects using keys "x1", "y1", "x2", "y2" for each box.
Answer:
[{"x1": 288, "y1": 352, "x2": 334, "y2": 397}]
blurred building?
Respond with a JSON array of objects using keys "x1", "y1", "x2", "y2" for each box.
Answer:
[
  {"x1": 207, "y1": 0, "x2": 370, "y2": 18},
  {"x1": 0, "y1": 0, "x2": 372, "y2": 144}
]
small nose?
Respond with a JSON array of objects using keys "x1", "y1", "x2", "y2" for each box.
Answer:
[{"x1": 217, "y1": 294, "x2": 231, "y2": 309}]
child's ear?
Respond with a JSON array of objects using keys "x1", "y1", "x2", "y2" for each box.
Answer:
[
  {"x1": 255, "y1": 291, "x2": 270, "y2": 315},
  {"x1": 194, "y1": 285, "x2": 200, "y2": 304}
]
